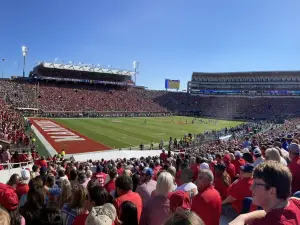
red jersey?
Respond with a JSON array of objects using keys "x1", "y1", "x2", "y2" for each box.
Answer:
[
  {"x1": 288, "y1": 156, "x2": 300, "y2": 194},
  {"x1": 104, "y1": 179, "x2": 116, "y2": 193},
  {"x1": 232, "y1": 158, "x2": 246, "y2": 175},
  {"x1": 160, "y1": 153, "x2": 167, "y2": 161},
  {"x1": 227, "y1": 177, "x2": 253, "y2": 213},
  {"x1": 214, "y1": 177, "x2": 229, "y2": 200},
  {"x1": 225, "y1": 163, "x2": 236, "y2": 181},
  {"x1": 117, "y1": 168, "x2": 124, "y2": 176},
  {"x1": 72, "y1": 213, "x2": 88, "y2": 225},
  {"x1": 39, "y1": 160, "x2": 47, "y2": 168},
  {"x1": 16, "y1": 183, "x2": 29, "y2": 199},
  {"x1": 191, "y1": 185, "x2": 222, "y2": 225},
  {"x1": 252, "y1": 198, "x2": 300, "y2": 225},
  {"x1": 114, "y1": 191, "x2": 143, "y2": 223},
  {"x1": 93, "y1": 172, "x2": 107, "y2": 186},
  {"x1": 190, "y1": 163, "x2": 200, "y2": 182},
  {"x1": 19, "y1": 154, "x2": 28, "y2": 163}
]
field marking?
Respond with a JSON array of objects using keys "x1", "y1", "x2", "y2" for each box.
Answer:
[
  {"x1": 65, "y1": 119, "x2": 139, "y2": 147},
  {"x1": 52, "y1": 120, "x2": 117, "y2": 149},
  {"x1": 31, "y1": 125, "x2": 58, "y2": 156},
  {"x1": 52, "y1": 117, "x2": 244, "y2": 149},
  {"x1": 82, "y1": 119, "x2": 162, "y2": 144}
]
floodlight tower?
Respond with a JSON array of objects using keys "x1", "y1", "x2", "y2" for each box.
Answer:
[
  {"x1": 22, "y1": 46, "x2": 28, "y2": 77},
  {"x1": 133, "y1": 61, "x2": 139, "y2": 85}
]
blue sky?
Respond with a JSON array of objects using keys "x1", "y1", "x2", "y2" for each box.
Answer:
[{"x1": 1, "y1": 0, "x2": 300, "y2": 90}]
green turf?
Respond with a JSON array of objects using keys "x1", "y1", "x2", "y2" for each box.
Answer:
[{"x1": 52, "y1": 116, "x2": 243, "y2": 149}]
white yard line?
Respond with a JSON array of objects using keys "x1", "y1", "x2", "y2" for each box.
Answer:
[{"x1": 31, "y1": 125, "x2": 58, "y2": 156}]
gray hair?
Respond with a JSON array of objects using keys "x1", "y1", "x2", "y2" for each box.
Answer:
[
  {"x1": 265, "y1": 148, "x2": 281, "y2": 163},
  {"x1": 199, "y1": 169, "x2": 214, "y2": 184}
]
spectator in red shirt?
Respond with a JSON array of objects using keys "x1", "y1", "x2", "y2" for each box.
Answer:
[
  {"x1": 93, "y1": 165, "x2": 107, "y2": 187},
  {"x1": 39, "y1": 156, "x2": 48, "y2": 168},
  {"x1": 16, "y1": 169, "x2": 30, "y2": 199},
  {"x1": 104, "y1": 168, "x2": 117, "y2": 194},
  {"x1": 222, "y1": 163, "x2": 254, "y2": 220},
  {"x1": 114, "y1": 176, "x2": 142, "y2": 223},
  {"x1": 160, "y1": 149, "x2": 168, "y2": 162},
  {"x1": 19, "y1": 151, "x2": 29, "y2": 163},
  {"x1": 232, "y1": 151, "x2": 246, "y2": 175},
  {"x1": 230, "y1": 161, "x2": 300, "y2": 225},
  {"x1": 73, "y1": 180, "x2": 112, "y2": 225},
  {"x1": 223, "y1": 154, "x2": 236, "y2": 181},
  {"x1": 191, "y1": 170, "x2": 222, "y2": 225},
  {"x1": 190, "y1": 156, "x2": 200, "y2": 182},
  {"x1": 214, "y1": 163, "x2": 231, "y2": 200},
  {"x1": 116, "y1": 163, "x2": 124, "y2": 176},
  {"x1": 287, "y1": 144, "x2": 300, "y2": 195},
  {"x1": 169, "y1": 190, "x2": 191, "y2": 213}
]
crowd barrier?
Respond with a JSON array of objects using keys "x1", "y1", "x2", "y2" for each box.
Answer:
[{"x1": 0, "y1": 161, "x2": 34, "y2": 183}]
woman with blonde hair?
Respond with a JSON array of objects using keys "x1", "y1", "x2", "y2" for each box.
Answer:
[
  {"x1": 59, "y1": 179, "x2": 72, "y2": 208},
  {"x1": 61, "y1": 184, "x2": 87, "y2": 225},
  {"x1": 140, "y1": 172, "x2": 174, "y2": 225},
  {"x1": 265, "y1": 148, "x2": 287, "y2": 165},
  {"x1": 164, "y1": 208, "x2": 205, "y2": 225}
]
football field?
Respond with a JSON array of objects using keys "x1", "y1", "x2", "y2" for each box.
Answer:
[{"x1": 50, "y1": 116, "x2": 243, "y2": 149}]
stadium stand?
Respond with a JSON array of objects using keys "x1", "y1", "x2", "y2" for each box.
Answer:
[{"x1": 0, "y1": 66, "x2": 300, "y2": 225}]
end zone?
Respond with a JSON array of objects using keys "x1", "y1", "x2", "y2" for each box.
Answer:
[{"x1": 30, "y1": 118, "x2": 112, "y2": 155}]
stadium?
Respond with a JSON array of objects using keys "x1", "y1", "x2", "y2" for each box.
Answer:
[{"x1": 1, "y1": 58, "x2": 300, "y2": 224}]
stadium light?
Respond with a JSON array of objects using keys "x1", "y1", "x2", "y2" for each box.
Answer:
[
  {"x1": 21, "y1": 46, "x2": 28, "y2": 77},
  {"x1": 133, "y1": 61, "x2": 139, "y2": 85},
  {"x1": 1, "y1": 58, "x2": 4, "y2": 78}
]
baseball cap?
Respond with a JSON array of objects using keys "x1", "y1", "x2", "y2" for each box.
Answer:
[
  {"x1": 142, "y1": 167, "x2": 154, "y2": 176},
  {"x1": 223, "y1": 155, "x2": 231, "y2": 163},
  {"x1": 21, "y1": 169, "x2": 30, "y2": 180},
  {"x1": 169, "y1": 190, "x2": 191, "y2": 212},
  {"x1": 288, "y1": 143, "x2": 300, "y2": 154},
  {"x1": 234, "y1": 151, "x2": 243, "y2": 158},
  {"x1": 215, "y1": 163, "x2": 226, "y2": 171},
  {"x1": 200, "y1": 162, "x2": 209, "y2": 171},
  {"x1": 0, "y1": 183, "x2": 19, "y2": 210},
  {"x1": 85, "y1": 203, "x2": 117, "y2": 225},
  {"x1": 242, "y1": 148, "x2": 250, "y2": 154},
  {"x1": 287, "y1": 134, "x2": 293, "y2": 140},
  {"x1": 240, "y1": 164, "x2": 254, "y2": 173},
  {"x1": 253, "y1": 148, "x2": 262, "y2": 157}
]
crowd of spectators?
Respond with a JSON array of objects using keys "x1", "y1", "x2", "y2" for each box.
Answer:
[
  {"x1": 0, "y1": 116, "x2": 298, "y2": 224},
  {"x1": 0, "y1": 99, "x2": 31, "y2": 154},
  {"x1": 1, "y1": 80, "x2": 300, "y2": 119},
  {"x1": 1, "y1": 79, "x2": 300, "y2": 224}
]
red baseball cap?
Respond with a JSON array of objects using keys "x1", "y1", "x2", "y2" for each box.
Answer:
[
  {"x1": 223, "y1": 154, "x2": 231, "y2": 162},
  {"x1": 168, "y1": 190, "x2": 191, "y2": 212},
  {"x1": 0, "y1": 183, "x2": 19, "y2": 211}
]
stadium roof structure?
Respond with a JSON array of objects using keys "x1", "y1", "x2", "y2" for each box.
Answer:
[
  {"x1": 192, "y1": 71, "x2": 300, "y2": 77},
  {"x1": 34, "y1": 62, "x2": 136, "y2": 77}
]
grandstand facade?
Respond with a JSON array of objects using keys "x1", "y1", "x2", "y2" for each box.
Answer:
[{"x1": 187, "y1": 71, "x2": 300, "y2": 96}]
